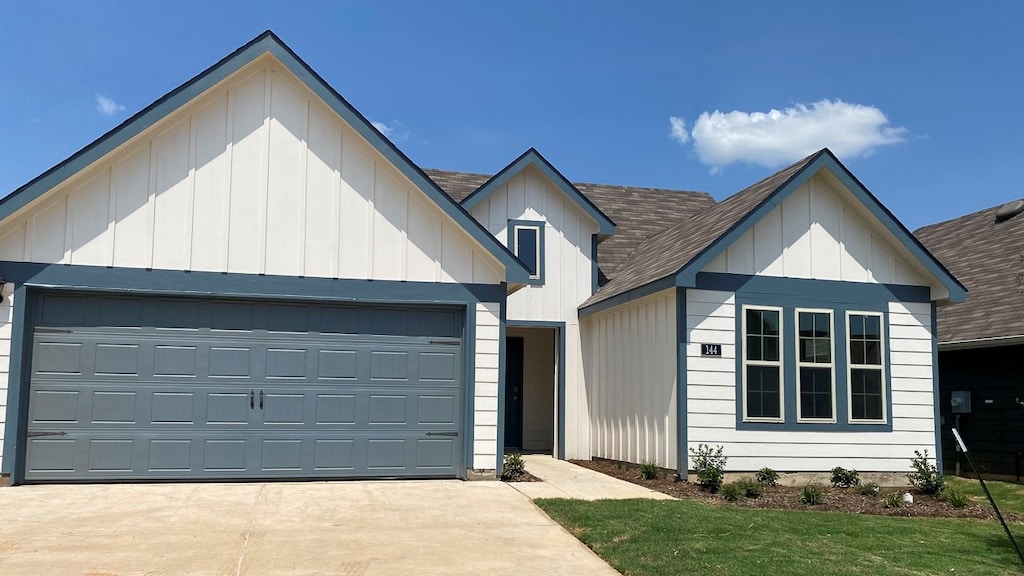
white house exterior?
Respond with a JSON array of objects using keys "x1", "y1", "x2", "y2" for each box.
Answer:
[{"x1": 0, "y1": 31, "x2": 964, "y2": 485}]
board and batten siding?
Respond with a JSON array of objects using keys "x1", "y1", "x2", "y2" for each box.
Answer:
[
  {"x1": 685, "y1": 289, "x2": 937, "y2": 471},
  {"x1": 0, "y1": 55, "x2": 508, "y2": 474},
  {"x1": 468, "y1": 166, "x2": 599, "y2": 459},
  {"x1": 582, "y1": 290, "x2": 678, "y2": 470},
  {"x1": 704, "y1": 173, "x2": 929, "y2": 287}
]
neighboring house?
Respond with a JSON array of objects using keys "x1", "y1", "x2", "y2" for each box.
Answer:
[
  {"x1": 0, "y1": 31, "x2": 964, "y2": 485},
  {"x1": 916, "y1": 199, "x2": 1024, "y2": 480}
]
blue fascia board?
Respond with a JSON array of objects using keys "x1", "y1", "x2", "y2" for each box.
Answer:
[
  {"x1": 0, "y1": 30, "x2": 531, "y2": 285},
  {"x1": 694, "y1": 273, "x2": 932, "y2": 304},
  {"x1": 461, "y1": 148, "x2": 616, "y2": 237},
  {"x1": 675, "y1": 151, "x2": 965, "y2": 303},
  {"x1": 578, "y1": 276, "x2": 676, "y2": 317}
]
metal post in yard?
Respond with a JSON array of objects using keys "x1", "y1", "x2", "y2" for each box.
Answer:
[{"x1": 952, "y1": 428, "x2": 1024, "y2": 565}]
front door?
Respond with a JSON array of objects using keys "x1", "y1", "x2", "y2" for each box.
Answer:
[{"x1": 504, "y1": 337, "x2": 524, "y2": 450}]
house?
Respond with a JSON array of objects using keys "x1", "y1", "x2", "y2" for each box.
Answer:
[
  {"x1": 0, "y1": 31, "x2": 964, "y2": 485},
  {"x1": 916, "y1": 199, "x2": 1024, "y2": 480}
]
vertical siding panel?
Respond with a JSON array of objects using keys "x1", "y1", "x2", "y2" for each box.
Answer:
[
  {"x1": 870, "y1": 236, "x2": 894, "y2": 283},
  {"x1": 544, "y1": 200, "x2": 564, "y2": 320},
  {"x1": 112, "y1": 145, "x2": 152, "y2": 267},
  {"x1": 70, "y1": 170, "x2": 113, "y2": 265},
  {"x1": 371, "y1": 168, "x2": 405, "y2": 280},
  {"x1": 226, "y1": 69, "x2": 266, "y2": 274},
  {"x1": 191, "y1": 94, "x2": 230, "y2": 272},
  {"x1": 781, "y1": 182, "x2": 811, "y2": 277},
  {"x1": 264, "y1": 70, "x2": 305, "y2": 277},
  {"x1": 0, "y1": 224, "x2": 26, "y2": 260},
  {"x1": 406, "y1": 196, "x2": 439, "y2": 282},
  {"x1": 440, "y1": 225, "x2": 473, "y2": 283},
  {"x1": 524, "y1": 169, "x2": 545, "y2": 220},
  {"x1": 338, "y1": 132, "x2": 373, "y2": 279},
  {"x1": 507, "y1": 173, "x2": 526, "y2": 221},
  {"x1": 31, "y1": 197, "x2": 68, "y2": 263},
  {"x1": 704, "y1": 252, "x2": 728, "y2": 273},
  {"x1": 152, "y1": 118, "x2": 192, "y2": 269},
  {"x1": 810, "y1": 178, "x2": 842, "y2": 280},
  {"x1": 726, "y1": 229, "x2": 754, "y2": 273},
  {"x1": 304, "y1": 103, "x2": 341, "y2": 278},
  {"x1": 841, "y1": 207, "x2": 869, "y2": 282},
  {"x1": 488, "y1": 187, "x2": 508, "y2": 241},
  {"x1": 753, "y1": 207, "x2": 783, "y2": 275}
]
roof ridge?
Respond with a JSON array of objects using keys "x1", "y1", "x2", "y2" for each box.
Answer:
[
  {"x1": 423, "y1": 167, "x2": 711, "y2": 197},
  {"x1": 916, "y1": 195, "x2": 1024, "y2": 234}
]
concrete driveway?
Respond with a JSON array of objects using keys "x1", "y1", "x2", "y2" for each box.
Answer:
[{"x1": 0, "y1": 480, "x2": 619, "y2": 576}]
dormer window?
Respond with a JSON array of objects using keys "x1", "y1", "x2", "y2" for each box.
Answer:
[{"x1": 509, "y1": 220, "x2": 544, "y2": 285}]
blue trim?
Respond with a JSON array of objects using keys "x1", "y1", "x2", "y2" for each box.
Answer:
[
  {"x1": 676, "y1": 151, "x2": 965, "y2": 303},
  {"x1": 676, "y1": 288, "x2": 688, "y2": 479},
  {"x1": 1, "y1": 286, "x2": 29, "y2": 479},
  {"x1": 496, "y1": 300, "x2": 507, "y2": 473},
  {"x1": 931, "y1": 301, "x2": 943, "y2": 473},
  {"x1": 695, "y1": 273, "x2": 932, "y2": 304},
  {"x1": 461, "y1": 148, "x2": 616, "y2": 237},
  {"x1": 578, "y1": 276, "x2": 676, "y2": 317},
  {"x1": 591, "y1": 234, "x2": 599, "y2": 295},
  {"x1": 508, "y1": 220, "x2": 545, "y2": 286},
  {"x1": 463, "y1": 303, "x2": 477, "y2": 479},
  {"x1": 506, "y1": 320, "x2": 567, "y2": 459},
  {"x1": 0, "y1": 30, "x2": 531, "y2": 285},
  {"x1": 731, "y1": 288, "x2": 894, "y2": 432}
]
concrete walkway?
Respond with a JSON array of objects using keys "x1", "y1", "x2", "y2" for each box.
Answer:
[
  {"x1": 512, "y1": 455, "x2": 675, "y2": 501},
  {"x1": 0, "y1": 480, "x2": 620, "y2": 576}
]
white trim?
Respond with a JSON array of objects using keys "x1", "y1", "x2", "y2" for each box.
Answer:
[
  {"x1": 846, "y1": 310, "x2": 888, "y2": 424},
  {"x1": 795, "y1": 308, "x2": 837, "y2": 423},
  {"x1": 513, "y1": 223, "x2": 542, "y2": 281},
  {"x1": 741, "y1": 304, "x2": 784, "y2": 423},
  {"x1": 939, "y1": 334, "x2": 1024, "y2": 351}
]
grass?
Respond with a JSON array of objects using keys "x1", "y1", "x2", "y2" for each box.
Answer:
[
  {"x1": 947, "y1": 476, "x2": 1024, "y2": 517},
  {"x1": 536, "y1": 497, "x2": 1024, "y2": 576}
]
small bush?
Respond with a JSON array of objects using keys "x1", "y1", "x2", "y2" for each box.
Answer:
[
  {"x1": 907, "y1": 450, "x2": 945, "y2": 495},
  {"x1": 755, "y1": 467, "x2": 780, "y2": 487},
  {"x1": 883, "y1": 492, "x2": 903, "y2": 508},
  {"x1": 501, "y1": 452, "x2": 526, "y2": 481},
  {"x1": 690, "y1": 444, "x2": 727, "y2": 493},
  {"x1": 800, "y1": 483, "x2": 826, "y2": 505},
  {"x1": 720, "y1": 482, "x2": 743, "y2": 502},
  {"x1": 637, "y1": 460, "x2": 661, "y2": 481},
  {"x1": 941, "y1": 487, "x2": 970, "y2": 509},
  {"x1": 830, "y1": 466, "x2": 861, "y2": 488},
  {"x1": 736, "y1": 477, "x2": 762, "y2": 499},
  {"x1": 858, "y1": 481, "x2": 881, "y2": 497}
]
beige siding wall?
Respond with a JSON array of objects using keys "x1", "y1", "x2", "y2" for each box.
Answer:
[
  {"x1": 582, "y1": 290, "x2": 678, "y2": 469},
  {"x1": 685, "y1": 290, "x2": 937, "y2": 472},
  {"x1": 468, "y1": 165, "x2": 599, "y2": 459},
  {"x1": 473, "y1": 302, "x2": 501, "y2": 470},
  {"x1": 0, "y1": 286, "x2": 11, "y2": 472}
]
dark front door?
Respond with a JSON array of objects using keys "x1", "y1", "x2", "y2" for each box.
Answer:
[{"x1": 504, "y1": 336, "x2": 524, "y2": 450}]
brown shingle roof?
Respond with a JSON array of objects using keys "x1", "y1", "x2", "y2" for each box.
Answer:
[
  {"x1": 422, "y1": 168, "x2": 714, "y2": 282},
  {"x1": 581, "y1": 150, "x2": 823, "y2": 307},
  {"x1": 915, "y1": 200, "x2": 1024, "y2": 344}
]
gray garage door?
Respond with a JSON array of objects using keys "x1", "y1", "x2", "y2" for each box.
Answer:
[{"x1": 23, "y1": 293, "x2": 464, "y2": 482}]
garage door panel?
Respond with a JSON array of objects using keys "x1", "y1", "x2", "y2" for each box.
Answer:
[{"x1": 25, "y1": 293, "x2": 465, "y2": 482}]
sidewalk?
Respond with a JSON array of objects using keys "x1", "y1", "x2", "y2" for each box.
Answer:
[{"x1": 511, "y1": 455, "x2": 676, "y2": 501}]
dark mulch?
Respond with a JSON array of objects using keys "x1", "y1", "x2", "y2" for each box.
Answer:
[
  {"x1": 502, "y1": 471, "x2": 542, "y2": 483},
  {"x1": 570, "y1": 458, "x2": 1024, "y2": 523}
]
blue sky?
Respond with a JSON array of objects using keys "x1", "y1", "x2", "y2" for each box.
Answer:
[{"x1": 2, "y1": 1, "x2": 1021, "y2": 230}]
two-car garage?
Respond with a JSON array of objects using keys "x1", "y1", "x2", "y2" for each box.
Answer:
[{"x1": 22, "y1": 293, "x2": 466, "y2": 482}]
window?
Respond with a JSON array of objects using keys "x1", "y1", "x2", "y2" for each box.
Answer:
[
  {"x1": 796, "y1": 310, "x2": 835, "y2": 422},
  {"x1": 848, "y1": 312, "x2": 885, "y2": 422},
  {"x1": 509, "y1": 220, "x2": 544, "y2": 284},
  {"x1": 743, "y1": 306, "x2": 783, "y2": 421}
]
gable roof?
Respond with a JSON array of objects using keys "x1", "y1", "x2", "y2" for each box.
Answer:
[
  {"x1": 459, "y1": 148, "x2": 616, "y2": 237},
  {"x1": 581, "y1": 148, "x2": 967, "y2": 312},
  {"x1": 0, "y1": 30, "x2": 532, "y2": 284},
  {"x1": 916, "y1": 199, "x2": 1024, "y2": 346},
  {"x1": 422, "y1": 169, "x2": 714, "y2": 281}
]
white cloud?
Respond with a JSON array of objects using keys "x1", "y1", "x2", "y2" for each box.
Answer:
[
  {"x1": 672, "y1": 99, "x2": 905, "y2": 171},
  {"x1": 371, "y1": 119, "x2": 409, "y2": 142},
  {"x1": 95, "y1": 94, "x2": 125, "y2": 117},
  {"x1": 668, "y1": 115, "x2": 689, "y2": 144}
]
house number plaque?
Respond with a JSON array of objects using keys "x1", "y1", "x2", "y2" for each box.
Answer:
[{"x1": 700, "y1": 344, "x2": 722, "y2": 357}]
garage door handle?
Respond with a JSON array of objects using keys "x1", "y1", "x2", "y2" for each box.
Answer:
[
  {"x1": 428, "y1": 339, "x2": 461, "y2": 346},
  {"x1": 250, "y1": 390, "x2": 254, "y2": 409},
  {"x1": 426, "y1": 431, "x2": 459, "y2": 437},
  {"x1": 259, "y1": 390, "x2": 264, "y2": 409}
]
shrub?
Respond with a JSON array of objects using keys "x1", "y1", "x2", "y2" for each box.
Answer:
[
  {"x1": 883, "y1": 492, "x2": 903, "y2": 508},
  {"x1": 690, "y1": 444, "x2": 727, "y2": 493},
  {"x1": 907, "y1": 450, "x2": 945, "y2": 495},
  {"x1": 755, "y1": 467, "x2": 779, "y2": 487},
  {"x1": 800, "y1": 483, "x2": 826, "y2": 505},
  {"x1": 830, "y1": 466, "x2": 861, "y2": 488},
  {"x1": 637, "y1": 460, "x2": 661, "y2": 481},
  {"x1": 501, "y1": 452, "x2": 526, "y2": 481},
  {"x1": 720, "y1": 482, "x2": 743, "y2": 502},
  {"x1": 941, "y1": 487, "x2": 970, "y2": 509},
  {"x1": 858, "y1": 481, "x2": 881, "y2": 497},
  {"x1": 736, "y1": 477, "x2": 762, "y2": 499}
]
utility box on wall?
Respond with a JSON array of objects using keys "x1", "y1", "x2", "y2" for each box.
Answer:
[{"x1": 951, "y1": 391, "x2": 972, "y2": 414}]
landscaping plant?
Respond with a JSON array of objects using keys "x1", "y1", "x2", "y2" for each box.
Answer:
[
  {"x1": 859, "y1": 481, "x2": 881, "y2": 497},
  {"x1": 720, "y1": 482, "x2": 743, "y2": 502},
  {"x1": 689, "y1": 444, "x2": 727, "y2": 493},
  {"x1": 799, "y1": 483, "x2": 826, "y2": 505},
  {"x1": 637, "y1": 460, "x2": 660, "y2": 481},
  {"x1": 736, "y1": 477, "x2": 762, "y2": 498},
  {"x1": 830, "y1": 466, "x2": 861, "y2": 488},
  {"x1": 755, "y1": 467, "x2": 779, "y2": 487},
  {"x1": 941, "y1": 487, "x2": 970, "y2": 509},
  {"x1": 907, "y1": 450, "x2": 945, "y2": 495},
  {"x1": 501, "y1": 451, "x2": 526, "y2": 481},
  {"x1": 883, "y1": 492, "x2": 903, "y2": 508}
]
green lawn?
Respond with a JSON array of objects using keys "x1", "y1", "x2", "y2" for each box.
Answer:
[
  {"x1": 536, "y1": 497, "x2": 1024, "y2": 576},
  {"x1": 947, "y1": 476, "x2": 1024, "y2": 517}
]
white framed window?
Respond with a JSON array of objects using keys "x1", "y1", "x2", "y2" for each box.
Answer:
[
  {"x1": 795, "y1": 308, "x2": 836, "y2": 422},
  {"x1": 847, "y1": 311, "x2": 887, "y2": 423},
  {"x1": 742, "y1": 305, "x2": 784, "y2": 422},
  {"x1": 510, "y1": 220, "x2": 544, "y2": 283}
]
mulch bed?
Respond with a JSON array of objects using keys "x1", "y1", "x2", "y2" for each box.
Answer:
[
  {"x1": 503, "y1": 471, "x2": 543, "y2": 483},
  {"x1": 570, "y1": 458, "x2": 1024, "y2": 522}
]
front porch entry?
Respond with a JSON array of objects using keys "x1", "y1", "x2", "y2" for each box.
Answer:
[{"x1": 504, "y1": 326, "x2": 558, "y2": 454}]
